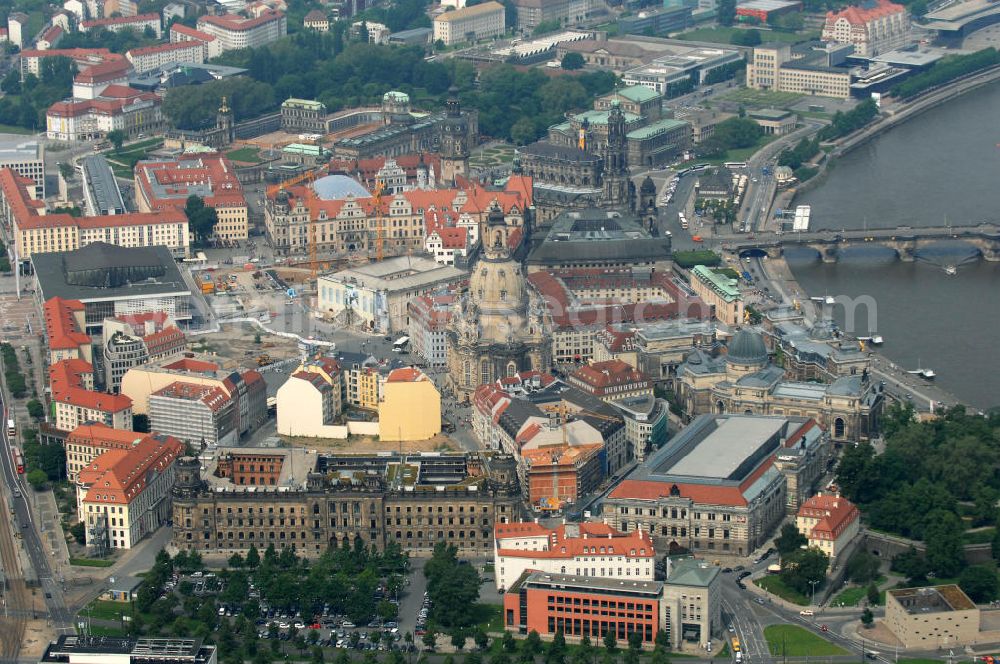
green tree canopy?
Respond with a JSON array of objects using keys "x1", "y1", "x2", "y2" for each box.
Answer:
[{"x1": 561, "y1": 52, "x2": 585, "y2": 70}]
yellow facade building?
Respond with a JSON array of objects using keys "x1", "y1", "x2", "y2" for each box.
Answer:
[{"x1": 378, "y1": 367, "x2": 441, "y2": 442}]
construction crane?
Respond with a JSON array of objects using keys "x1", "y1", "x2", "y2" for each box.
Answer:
[
  {"x1": 540, "y1": 403, "x2": 622, "y2": 512},
  {"x1": 266, "y1": 168, "x2": 320, "y2": 199},
  {"x1": 372, "y1": 179, "x2": 386, "y2": 262}
]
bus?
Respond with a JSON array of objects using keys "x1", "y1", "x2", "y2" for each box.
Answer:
[
  {"x1": 11, "y1": 447, "x2": 23, "y2": 474},
  {"x1": 392, "y1": 336, "x2": 410, "y2": 353},
  {"x1": 678, "y1": 212, "x2": 689, "y2": 230},
  {"x1": 6, "y1": 418, "x2": 14, "y2": 439},
  {"x1": 724, "y1": 162, "x2": 748, "y2": 170}
]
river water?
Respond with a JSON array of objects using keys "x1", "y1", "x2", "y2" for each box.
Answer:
[{"x1": 787, "y1": 80, "x2": 1000, "y2": 410}]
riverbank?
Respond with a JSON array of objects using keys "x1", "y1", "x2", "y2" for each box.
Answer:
[
  {"x1": 788, "y1": 65, "x2": 1000, "y2": 201},
  {"x1": 758, "y1": 255, "x2": 969, "y2": 413}
]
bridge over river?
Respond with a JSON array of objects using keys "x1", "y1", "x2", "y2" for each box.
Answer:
[{"x1": 718, "y1": 223, "x2": 1000, "y2": 263}]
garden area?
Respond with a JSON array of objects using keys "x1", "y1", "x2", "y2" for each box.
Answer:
[
  {"x1": 675, "y1": 27, "x2": 816, "y2": 45},
  {"x1": 226, "y1": 146, "x2": 264, "y2": 164},
  {"x1": 763, "y1": 625, "x2": 847, "y2": 657},
  {"x1": 717, "y1": 88, "x2": 803, "y2": 109},
  {"x1": 104, "y1": 137, "x2": 166, "y2": 178}
]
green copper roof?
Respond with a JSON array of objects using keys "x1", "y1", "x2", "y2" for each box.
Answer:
[
  {"x1": 626, "y1": 118, "x2": 689, "y2": 140},
  {"x1": 618, "y1": 85, "x2": 660, "y2": 103}
]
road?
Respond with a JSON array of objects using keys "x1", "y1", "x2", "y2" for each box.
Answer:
[{"x1": 0, "y1": 382, "x2": 75, "y2": 641}]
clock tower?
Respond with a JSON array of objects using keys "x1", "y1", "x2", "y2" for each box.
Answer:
[{"x1": 439, "y1": 87, "x2": 469, "y2": 187}]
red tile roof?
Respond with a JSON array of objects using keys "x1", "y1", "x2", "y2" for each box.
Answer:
[
  {"x1": 142, "y1": 326, "x2": 186, "y2": 358},
  {"x1": 199, "y1": 10, "x2": 284, "y2": 31},
  {"x1": 496, "y1": 522, "x2": 654, "y2": 559},
  {"x1": 825, "y1": 0, "x2": 905, "y2": 26},
  {"x1": 152, "y1": 381, "x2": 231, "y2": 412},
  {"x1": 50, "y1": 359, "x2": 133, "y2": 412},
  {"x1": 170, "y1": 24, "x2": 215, "y2": 41},
  {"x1": 609, "y1": 479, "x2": 749, "y2": 507},
  {"x1": 570, "y1": 359, "x2": 650, "y2": 393},
  {"x1": 79, "y1": 434, "x2": 184, "y2": 506},
  {"x1": 67, "y1": 423, "x2": 145, "y2": 449},
  {"x1": 43, "y1": 297, "x2": 90, "y2": 351},
  {"x1": 386, "y1": 367, "x2": 425, "y2": 382},
  {"x1": 798, "y1": 494, "x2": 859, "y2": 541},
  {"x1": 162, "y1": 357, "x2": 219, "y2": 373},
  {"x1": 134, "y1": 153, "x2": 246, "y2": 211}
]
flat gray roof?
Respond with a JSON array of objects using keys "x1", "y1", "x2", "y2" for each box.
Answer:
[
  {"x1": 666, "y1": 416, "x2": 785, "y2": 479},
  {"x1": 82, "y1": 155, "x2": 126, "y2": 215},
  {"x1": 321, "y1": 255, "x2": 466, "y2": 293},
  {"x1": 0, "y1": 138, "x2": 41, "y2": 162},
  {"x1": 524, "y1": 571, "x2": 663, "y2": 596}
]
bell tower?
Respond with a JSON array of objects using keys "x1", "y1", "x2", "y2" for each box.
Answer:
[
  {"x1": 602, "y1": 98, "x2": 631, "y2": 209},
  {"x1": 216, "y1": 96, "x2": 234, "y2": 147},
  {"x1": 439, "y1": 87, "x2": 469, "y2": 187}
]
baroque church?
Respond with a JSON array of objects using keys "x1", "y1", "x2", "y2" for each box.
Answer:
[{"x1": 445, "y1": 206, "x2": 550, "y2": 396}]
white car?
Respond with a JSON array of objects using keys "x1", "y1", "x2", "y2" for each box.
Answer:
[
  {"x1": 278, "y1": 622, "x2": 290, "y2": 629},
  {"x1": 799, "y1": 609, "x2": 814, "y2": 617}
]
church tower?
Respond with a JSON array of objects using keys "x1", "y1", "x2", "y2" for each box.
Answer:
[
  {"x1": 601, "y1": 98, "x2": 632, "y2": 209},
  {"x1": 216, "y1": 96, "x2": 234, "y2": 147},
  {"x1": 439, "y1": 87, "x2": 469, "y2": 187}
]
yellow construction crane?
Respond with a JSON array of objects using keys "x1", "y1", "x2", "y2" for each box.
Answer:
[
  {"x1": 372, "y1": 179, "x2": 386, "y2": 262},
  {"x1": 540, "y1": 403, "x2": 622, "y2": 512},
  {"x1": 266, "y1": 168, "x2": 319, "y2": 199}
]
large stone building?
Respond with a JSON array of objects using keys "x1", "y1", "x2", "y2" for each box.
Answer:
[
  {"x1": 747, "y1": 44, "x2": 854, "y2": 99},
  {"x1": 822, "y1": 0, "x2": 910, "y2": 57},
  {"x1": 795, "y1": 493, "x2": 860, "y2": 564},
  {"x1": 446, "y1": 207, "x2": 550, "y2": 396},
  {"x1": 677, "y1": 329, "x2": 883, "y2": 444},
  {"x1": 885, "y1": 585, "x2": 980, "y2": 648},
  {"x1": 171, "y1": 449, "x2": 521, "y2": 558},
  {"x1": 432, "y1": 1, "x2": 505, "y2": 46},
  {"x1": 604, "y1": 414, "x2": 829, "y2": 556}
]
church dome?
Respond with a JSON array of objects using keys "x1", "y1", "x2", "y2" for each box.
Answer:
[
  {"x1": 468, "y1": 257, "x2": 529, "y2": 344},
  {"x1": 640, "y1": 176, "x2": 656, "y2": 194},
  {"x1": 727, "y1": 329, "x2": 768, "y2": 366}
]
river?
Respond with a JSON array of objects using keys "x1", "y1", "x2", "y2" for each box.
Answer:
[{"x1": 786, "y1": 80, "x2": 1000, "y2": 411}]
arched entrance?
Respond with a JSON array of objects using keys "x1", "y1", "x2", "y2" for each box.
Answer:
[{"x1": 834, "y1": 417, "x2": 846, "y2": 438}]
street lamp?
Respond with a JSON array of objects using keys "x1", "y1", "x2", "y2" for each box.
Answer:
[{"x1": 809, "y1": 579, "x2": 820, "y2": 608}]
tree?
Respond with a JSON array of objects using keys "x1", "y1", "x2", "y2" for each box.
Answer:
[
  {"x1": 924, "y1": 509, "x2": 964, "y2": 577},
  {"x1": 525, "y1": 630, "x2": 542, "y2": 655},
  {"x1": 626, "y1": 632, "x2": 642, "y2": 652},
  {"x1": 475, "y1": 630, "x2": 489, "y2": 650},
  {"x1": 184, "y1": 195, "x2": 219, "y2": 245},
  {"x1": 846, "y1": 550, "x2": 882, "y2": 584},
  {"x1": 26, "y1": 399, "x2": 43, "y2": 419},
  {"x1": 654, "y1": 629, "x2": 669, "y2": 651},
  {"x1": 780, "y1": 547, "x2": 829, "y2": 596},
  {"x1": 775, "y1": 522, "x2": 807, "y2": 556},
  {"x1": 730, "y1": 29, "x2": 762, "y2": 46},
  {"x1": 959, "y1": 565, "x2": 999, "y2": 603},
  {"x1": 502, "y1": 631, "x2": 517, "y2": 652},
  {"x1": 70, "y1": 521, "x2": 86, "y2": 544},
  {"x1": 603, "y1": 631, "x2": 617, "y2": 652},
  {"x1": 423, "y1": 629, "x2": 437, "y2": 651},
  {"x1": 107, "y1": 129, "x2": 126, "y2": 152},
  {"x1": 26, "y1": 468, "x2": 47, "y2": 490},
  {"x1": 866, "y1": 583, "x2": 879, "y2": 606},
  {"x1": 452, "y1": 631, "x2": 466, "y2": 651},
  {"x1": 718, "y1": 0, "x2": 736, "y2": 25},
  {"x1": 861, "y1": 607, "x2": 874, "y2": 628},
  {"x1": 561, "y1": 52, "x2": 585, "y2": 70},
  {"x1": 245, "y1": 544, "x2": 260, "y2": 569},
  {"x1": 510, "y1": 117, "x2": 537, "y2": 146},
  {"x1": 132, "y1": 414, "x2": 150, "y2": 433}
]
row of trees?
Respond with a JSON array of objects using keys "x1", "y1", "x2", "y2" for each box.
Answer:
[
  {"x1": 817, "y1": 99, "x2": 879, "y2": 141},
  {"x1": 23, "y1": 427, "x2": 66, "y2": 490},
  {"x1": 777, "y1": 137, "x2": 820, "y2": 170},
  {"x1": 891, "y1": 48, "x2": 1000, "y2": 100},
  {"x1": 424, "y1": 542, "x2": 482, "y2": 629},
  {"x1": 1, "y1": 342, "x2": 28, "y2": 398}
]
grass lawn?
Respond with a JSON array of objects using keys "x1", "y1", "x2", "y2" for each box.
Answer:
[
  {"x1": 832, "y1": 586, "x2": 868, "y2": 607},
  {"x1": 70, "y1": 557, "x2": 115, "y2": 567},
  {"x1": 719, "y1": 88, "x2": 804, "y2": 108},
  {"x1": 764, "y1": 625, "x2": 849, "y2": 657},
  {"x1": 81, "y1": 600, "x2": 133, "y2": 622},
  {"x1": 0, "y1": 124, "x2": 37, "y2": 135},
  {"x1": 226, "y1": 146, "x2": 262, "y2": 163},
  {"x1": 755, "y1": 576, "x2": 810, "y2": 605},
  {"x1": 473, "y1": 603, "x2": 504, "y2": 633},
  {"x1": 675, "y1": 27, "x2": 817, "y2": 45}
]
